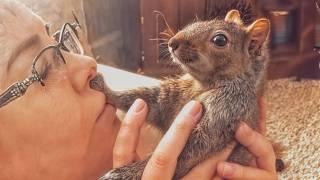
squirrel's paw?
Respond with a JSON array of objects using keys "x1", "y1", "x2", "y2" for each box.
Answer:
[
  {"x1": 99, "y1": 160, "x2": 147, "y2": 180},
  {"x1": 98, "y1": 168, "x2": 130, "y2": 180}
]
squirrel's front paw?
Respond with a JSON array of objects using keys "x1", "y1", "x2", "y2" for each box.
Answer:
[
  {"x1": 99, "y1": 160, "x2": 147, "y2": 180},
  {"x1": 98, "y1": 169, "x2": 119, "y2": 180},
  {"x1": 99, "y1": 168, "x2": 127, "y2": 180}
]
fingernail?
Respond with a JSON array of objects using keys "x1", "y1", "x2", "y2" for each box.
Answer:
[
  {"x1": 130, "y1": 99, "x2": 145, "y2": 113},
  {"x1": 184, "y1": 101, "x2": 202, "y2": 118},
  {"x1": 222, "y1": 163, "x2": 234, "y2": 177}
]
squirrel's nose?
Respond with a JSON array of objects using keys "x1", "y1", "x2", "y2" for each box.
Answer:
[{"x1": 168, "y1": 38, "x2": 179, "y2": 51}]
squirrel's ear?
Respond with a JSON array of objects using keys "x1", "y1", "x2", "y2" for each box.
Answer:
[
  {"x1": 225, "y1": 10, "x2": 243, "y2": 25},
  {"x1": 246, "y1": 18, "x2": 270, "y2": 54}
]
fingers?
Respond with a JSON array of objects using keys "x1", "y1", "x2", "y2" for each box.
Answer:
[
  {"x1": 113, "y1": 99, "x2": 148, "y2": 168},
  {"x1": 217, "y1": 162, "x2": 276, "y2": 180},
  {"x1": 235, "y1": 122, "x2": 276, "y2": 172},
  {"x1": 142, "y1": 101, "x2": 202, "y2": 180},
  {"x1": 211, "y1": 177, "x2": 223, "y2": 180},
  {"x1": 181, "y1": 142, "x2": 236, "y2": 180},
  {"x1": 215, "y1": 122, "x2": 277, "y2": 180}
]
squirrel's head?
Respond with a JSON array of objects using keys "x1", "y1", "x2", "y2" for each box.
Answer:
[{"x1": 168, "y1": 10, "x2": 270, "y2": 82}]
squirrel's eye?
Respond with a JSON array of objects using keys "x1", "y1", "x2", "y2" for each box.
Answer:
[{"x1": 211, "y1": 34, "x2": 227, "y2": 47}]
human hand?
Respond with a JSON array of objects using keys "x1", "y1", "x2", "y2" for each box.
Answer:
[
  {"x1": 113, "y1": 99, "x2": 204, "y2": 179},
  {"x1": 141, "y1": 100, "x2": 208, "y2": 179},
  {"x1": 112, "y1": 99, "x2": 236, "y2": 180},
  {"x1": 113, "y1": 99, "x2": 232, "y2": 179},
  {"x1": 181, "y1": 98, "x2": 269, "y2": 180},
  {"x1": 112, "y1": 98, "x2": 148, "y2": 168},
  {"x1": 111, "y1": 98, "x2": 275, "y2": 180},
  {"x1": 180, "y1": 142, "x2": 235, "y2": 180},
  {"x1": 216, "y1": 122, "x2": 277, "y2": 180}
]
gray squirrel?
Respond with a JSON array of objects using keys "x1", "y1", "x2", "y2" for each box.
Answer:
[{"x1": 100, "y1": 9, "x2": 272, "y2": 180}]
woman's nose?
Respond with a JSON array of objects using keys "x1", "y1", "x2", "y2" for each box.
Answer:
[{"x1": 65, "y1": 53, "x2": 97, "y2": 92}]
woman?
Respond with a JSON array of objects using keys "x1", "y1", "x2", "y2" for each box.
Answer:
[{"x1": 0, "y1": 1, "x2": 277, "y2": 179}]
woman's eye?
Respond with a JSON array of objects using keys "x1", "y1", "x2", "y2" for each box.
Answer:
[
  {"x1": 39, "y1": 64, "x2": 51, "y2": 80},
  {"x1": 211, "y1": 34, "x2": 228, "y2": 47}
]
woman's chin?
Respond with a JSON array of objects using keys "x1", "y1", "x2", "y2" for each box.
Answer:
[{"x1": 90, "y1": 104, "x2": 120, "y2": 163}]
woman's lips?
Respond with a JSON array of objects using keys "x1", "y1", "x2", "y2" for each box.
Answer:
[{"x1": 90, "y1": 73, "x2": 116, "y2": 107}]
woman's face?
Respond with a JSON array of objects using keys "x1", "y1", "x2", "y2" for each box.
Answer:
[{"x1": 0, "y1": 1, "x2": 119, "y2": 179}]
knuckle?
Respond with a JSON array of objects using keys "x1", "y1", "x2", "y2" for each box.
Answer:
[
  {"x1": 245, "y1": 126, "x2": 255, "y2": 139},
  {"x1": 262, "y1": 142, "x2": 274, "y2": 156},
  {"x1": 122, "y1": 118, "x2": 140, "y2": 130},
  {"x1": 243, "y1": 129, "x2": 256, "y2": 147},
  {"x1": 113, "y1": 150, "x2": 125, "y2": 161},
  {"x1": 174, "y1": 119, "x2": 192, "y2": 132},
  {"x1": 113, "y1": 149, "x2": 131, "y2": 163},
  {"x1": 255, "y1": 135, "x2": 275, "y2": 158},
  {"x1": 151, "y1": 152, "x2": 172, "y2": 169},
  {"x1": 264, "y1": 139, "x2": 275, "y2": 152}
]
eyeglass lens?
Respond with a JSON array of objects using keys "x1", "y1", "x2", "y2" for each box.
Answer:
[{"x1": 61, "y1": 24, "x2": 84, "y2": 55}]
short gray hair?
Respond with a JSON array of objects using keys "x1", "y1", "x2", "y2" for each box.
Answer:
[{"x1": 0, "y1": 0, "x2": 46, "y2": 84}]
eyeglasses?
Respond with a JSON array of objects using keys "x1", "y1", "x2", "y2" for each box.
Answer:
[{"x1": 0, "y1": 22, "x2": 84, "y2": 108}]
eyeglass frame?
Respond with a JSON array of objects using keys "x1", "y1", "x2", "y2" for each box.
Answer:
[{"x1": 0, "y1": 22, "x2": 83, "y2": 108}]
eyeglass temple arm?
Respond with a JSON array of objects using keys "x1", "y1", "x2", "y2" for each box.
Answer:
[{"x1": 0, "y1": 74, "x2": 39, "y2": 108}]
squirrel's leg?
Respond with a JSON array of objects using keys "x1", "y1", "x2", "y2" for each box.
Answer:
[
  {"x1": 106, "y1": 86, "x2": 160, "y2": 113},
  {"x1": 99, "y1": 158, "x2": 149, "y2": 180},
  {"x1": 106, "y1": 85, "x2": 181, "y2": 132}
]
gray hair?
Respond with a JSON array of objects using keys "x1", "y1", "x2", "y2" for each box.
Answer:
[{"x1": 0, "y1": 0, "x2": 46, "y2": 85}]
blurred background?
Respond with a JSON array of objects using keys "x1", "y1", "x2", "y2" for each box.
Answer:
[
  {"x1": 18, "y1": 2, "x2": 320, "y2": 178},
  {"x1": 20, "y1": 0, "x2": 319, "y2": 80}
]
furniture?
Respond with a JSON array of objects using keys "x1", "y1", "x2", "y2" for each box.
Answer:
[
  {"x1": 84, "y1": 0, "x2": 319, "y2": 79},
  {"x1": 260, "y1": 0, "x2": 319, "y2": 79}
]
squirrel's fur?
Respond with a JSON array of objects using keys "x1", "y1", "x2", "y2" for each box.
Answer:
[{"x1": 101, "y1": 8, "x2": 271, "y2": 180}]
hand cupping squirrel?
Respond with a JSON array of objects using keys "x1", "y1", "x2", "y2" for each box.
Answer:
[{"x1": 101, "y1": 9, "x2": 274, "y2": 180}]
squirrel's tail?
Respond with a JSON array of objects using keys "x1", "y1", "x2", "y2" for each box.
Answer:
[{"x1": 206, "y1": 0, "x2": 258, "y2": 25}]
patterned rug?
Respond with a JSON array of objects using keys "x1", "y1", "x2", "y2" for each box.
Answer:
[{"x1": 265, "y1": 79, "x2": 320, "y2": 180}]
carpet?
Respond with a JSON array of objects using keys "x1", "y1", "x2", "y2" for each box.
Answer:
[{"x1": 265, "y1": 79, "x2": 320, "y2": 180}]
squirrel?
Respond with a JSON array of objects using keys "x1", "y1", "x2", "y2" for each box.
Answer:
[{"x1": 100, "y1": 9, "x2": 272, "y2": 180}]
